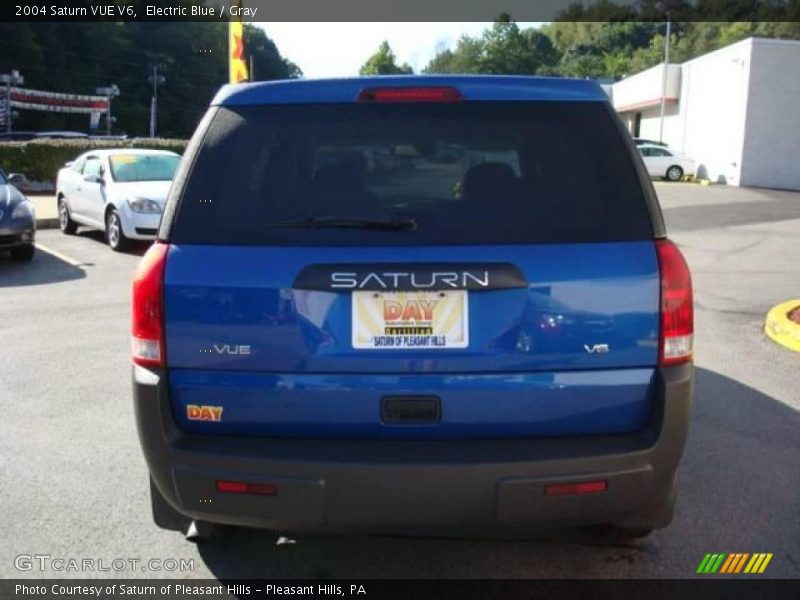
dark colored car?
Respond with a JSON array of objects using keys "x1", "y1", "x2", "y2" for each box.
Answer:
[
  {"x1": 0, "y1": 131, "x2": 89, "y2": 142},
  {"x1": 132, "y1": 76, "x2": 694, "y2": 542},
  {"x1": 0, "y1": 169, "x2": 36, "y2": 260},
  {"x1": 0, "y1": 132, "x2": 38, "y2": 142}
]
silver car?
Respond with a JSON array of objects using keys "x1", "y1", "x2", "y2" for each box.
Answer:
[
  {"x1": 56, "y1": 149, "x2": 180, "y2": 251},
  {"x1": 638, "y1": 144, "x2": 696, "y2": 182}
]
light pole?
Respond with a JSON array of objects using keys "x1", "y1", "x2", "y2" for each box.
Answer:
[
  {"x1": 1, "y1": 70, "x2": 25, "y2": 133},
  {"x1": 658, "y1": 14, "x2": 671, "y2": 143},
  {"x1": 96, "y1": 84, "x2": 120, "y2": 136},
  {"x1": 148, "y1": 64, "x2": 166, "y2": 138}
]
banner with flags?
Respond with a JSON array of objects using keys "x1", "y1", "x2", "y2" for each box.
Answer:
[
  {"x1": 2, "y1": 87, "x2": 109, "y2": 130},
  {"x1": 7, "y1": 87, "x2": 109, "y2": 114},
  {"x1": 229, "y1": 15, "x2": 249, "y2": 84}
]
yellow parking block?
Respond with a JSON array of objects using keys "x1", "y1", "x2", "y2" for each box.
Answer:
[{"x1": 764, "y1": 300, "x2": 800, "y2": 352}]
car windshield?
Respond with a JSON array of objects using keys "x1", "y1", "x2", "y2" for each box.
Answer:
[
  {"x1": 0, "y1": 170, "x2": 7, "y2": 184},
  {"x1": 109, "y1": 154, "x2": 179, "y2": 183}
]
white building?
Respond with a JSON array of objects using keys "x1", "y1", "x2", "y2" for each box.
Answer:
[{"x1": 610, "y1": 37, "x2": 800, "y2": 191}]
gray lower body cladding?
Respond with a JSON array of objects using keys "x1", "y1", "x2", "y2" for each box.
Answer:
[{"x1": 133, "y1": 364, "x2": 693, "y2": 535}]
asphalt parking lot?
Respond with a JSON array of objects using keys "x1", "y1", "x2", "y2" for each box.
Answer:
[{"x1": 1, "y1": 183, "x2": 799, "y2": 579}]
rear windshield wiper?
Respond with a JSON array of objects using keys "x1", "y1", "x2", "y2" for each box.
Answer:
[{"x1": 264, "y1": 216, "x2": 417, "y2": 231}]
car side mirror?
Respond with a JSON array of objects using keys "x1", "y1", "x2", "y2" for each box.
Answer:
[
  {"x1": 7, "y1": 173, "x2": 26, "y2": 187},
  {"x1": 84, "y1": 174, "x2": 104, "y2": 185}
]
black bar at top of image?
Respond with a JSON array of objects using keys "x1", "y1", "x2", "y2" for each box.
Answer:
[
  {"x1": 3, "y1": 579, "x2": 800, "y2": 600},
  {"x1": 2, "y1": 0, "x2": 800, "y2": 22}
]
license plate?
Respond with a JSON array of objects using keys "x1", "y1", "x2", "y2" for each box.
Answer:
[{"x1": 352, "y1": 290, "x2": 469, "y2": 350}]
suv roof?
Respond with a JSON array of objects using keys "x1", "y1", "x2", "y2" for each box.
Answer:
[{"x1": 212, "y1": 75, "x2": 609, "y2": 106}]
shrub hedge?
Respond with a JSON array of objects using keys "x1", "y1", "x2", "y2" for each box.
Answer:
[{"x1": 0, "y1": 138, "x2": 187, "y2": 184}]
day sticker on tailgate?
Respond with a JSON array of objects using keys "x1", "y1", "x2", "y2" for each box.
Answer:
[{"x1": 352, "y1": 290, "x2": 469, "y2": 349}]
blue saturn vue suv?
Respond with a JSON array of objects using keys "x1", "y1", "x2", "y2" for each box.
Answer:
[{"x1": 132, "y1": 76, "x2": 693, "y2": 542}]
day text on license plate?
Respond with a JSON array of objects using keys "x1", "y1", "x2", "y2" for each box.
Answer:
[{"x1": 352, "y1": 290, "x2": 469, "y2": 349}]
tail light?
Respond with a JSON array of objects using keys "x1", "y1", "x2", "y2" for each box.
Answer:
[
  {"x1": 216, "y1": 480, "x2": 278, "y2": 496},
  {"x1": 656, "y1": 239, "x2": 693, "y2": 365},
  {"x1": 356, "y1": 86, "x2": 463, "y2": 103},
  {"x1": 545, "y1": 480, "x2": 608, "y2": 497},
  {"x1": 132, "y1": 243, "x2": 168, "y2": 367}
]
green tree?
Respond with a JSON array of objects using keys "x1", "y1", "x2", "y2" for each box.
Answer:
[
  {"x1": 478, "y1": 16, "x2": 529, "y2": 73},
  {"x1": 244, "y1": 25, "x2": 302, "y2": 81},
  {"x1": 426, "y1": 12, "x2": 800, "y2": 81},
  {"x1": 556, "y1": 44, "x2": 607, "y2": 78},
  {"x1": 522, "y1": 29, "x2": 560, "y2": 74},
  {"x1": 359, "y1": 41, "x2": 413, "y2": 76},
  {"x1": 478, "y1": 15, "x2": 558, "y2": 74},
  {"x1": 423, "y1": 36, "x2": 484, "y2": 74},
  {"x1": 0, "y1": 18, "x2": 300, "y2": 138},
  {"x1": 424, "y1": 16, "x2": 558, "y2": 75}
]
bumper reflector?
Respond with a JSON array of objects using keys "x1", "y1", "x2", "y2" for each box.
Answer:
[
  {"x1": 216, "y1": 480, "x2": 278, "y2": 496},
  {"x1": 545, "y1": 480, "x2": 608, "y2": 497}
]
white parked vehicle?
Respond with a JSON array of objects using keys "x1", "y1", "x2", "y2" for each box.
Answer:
[
  {"x1": 638, "y1": 144, "x2": 695, "y2": 182},
  {"x1": 55, "y1": 149, "x2": 180, "y2": 251}
]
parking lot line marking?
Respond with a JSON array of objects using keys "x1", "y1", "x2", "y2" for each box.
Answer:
[{"x1": 35, "y1": 243, "x2": 83, "y2": 267}]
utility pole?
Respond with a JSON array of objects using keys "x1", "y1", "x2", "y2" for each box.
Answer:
[
  {"x1": 148, "y1": 64, "x2": 166, "y2": 138},
  {"x1": 1, "y1": 70, "x2": 24, "y2": 133},
  {"x1": 658, "y1": 14, "x2": 671, "y2": 143},
  {"x1": 96, "y1": 84, "x2": 120, "y2": 136}
]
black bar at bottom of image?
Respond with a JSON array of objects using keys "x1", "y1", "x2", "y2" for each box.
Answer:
[{"x1": 3, "y1": 579, "x2": 800, "y2": 600}]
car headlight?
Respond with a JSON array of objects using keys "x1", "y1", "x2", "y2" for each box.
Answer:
[
  {"x1": 11, "y1": 201, "x2": 34, "y2": 220},
  {"x1": 127, "y1": 197, "x2": 162, "y2": 214}
]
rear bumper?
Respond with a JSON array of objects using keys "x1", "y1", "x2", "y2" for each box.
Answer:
[{"x1": 133, "y1": 364, "x2": 693, "y2": 535}]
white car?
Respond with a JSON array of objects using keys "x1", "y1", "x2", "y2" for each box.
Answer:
[
  {"x1": 56, "y1": 149, "x2": 180, "y2": 251},
  {"x1": 638, "y1": 144, "x2": 695, "y2": 182}
]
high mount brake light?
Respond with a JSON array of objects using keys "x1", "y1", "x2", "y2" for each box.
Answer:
[
  {"x1": 356, "y1": 87, "x2": 463, "y2": 103},
  {"x1": 132, "y1": 242, "x2": 168, "y2": 367},
  {"x1": 656, "y1": 239, "x2": 694, "y2": 366}
]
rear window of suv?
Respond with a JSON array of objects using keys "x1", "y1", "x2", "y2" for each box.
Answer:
[{"x1": 168, "y1": 102, "x2": 652, "y2": 246}]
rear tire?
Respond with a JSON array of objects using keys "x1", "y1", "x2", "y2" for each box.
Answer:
[
  {"x1": 105, "y1": 208, "x2": 131, "y2": 252},
  {"x1": 150, "y1": 478, "x2": 190, "y2": 533},
  {"x1": 10, "y1": 244, "x2": 35, "y2": 261},
  {"x1": 665, "y1": 166, "x2": 684, "y2": 182},
  {"x1": 58, "y1": 198, "x2": 78, "y2": 234}
]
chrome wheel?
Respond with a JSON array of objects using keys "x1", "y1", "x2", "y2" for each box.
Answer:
[
  {"x1": 59, "y1": 202, "x2": 68, "y2": 229},
  {"x1": 107, "y1": 212, "x2": 120, "y2": 248},
  {"x1": 666, "y1": 166, "x2": 683, "y2": 182},
  {"x1": 58, "y1": 199, "x2": 78, "y2": 234},
  {"x1": 105, "y1": 209, "x2": 131, "y2": 252}
]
